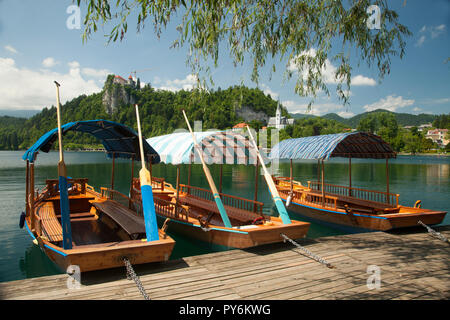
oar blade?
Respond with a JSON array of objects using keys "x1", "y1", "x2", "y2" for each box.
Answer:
[{"x1": 140, "y1": 168, "x2": 159, "y2": 241}]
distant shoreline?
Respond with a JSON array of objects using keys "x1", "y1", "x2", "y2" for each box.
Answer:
[{"x1": 397, "y1": 152, "x2": 449, "y2": 157}]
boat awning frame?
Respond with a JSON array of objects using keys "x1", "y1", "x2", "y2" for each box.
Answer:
[
  {"x1": 22, "y1": 120, "x2": 161, "y2": 163},
  {"x1": 146, "y1": 130, "x2": 269, "y2": 165},
  {"x1": 269, "y1": 132, "x2": 396, "y2": 161}
]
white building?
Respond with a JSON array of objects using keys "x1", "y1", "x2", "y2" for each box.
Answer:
[
  {"x1": 267, "y1": 103, "x2": 294, "y2": 130},
  {"x1": 426, "y1": 129, "x2": 449, "y2": 147}
]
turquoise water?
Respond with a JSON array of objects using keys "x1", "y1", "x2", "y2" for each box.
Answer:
[{"x1": 0, "y1": 150, "x2": 448, "y2": 282}]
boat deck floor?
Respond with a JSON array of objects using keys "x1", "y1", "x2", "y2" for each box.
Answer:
[
  {"x1": 70, "y1": 219, "x2": 123, "y2": 246},
  {"x1": 2, "y1": 226, "x2": 448, "y2": 300}
]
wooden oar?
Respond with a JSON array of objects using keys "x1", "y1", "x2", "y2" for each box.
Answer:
[
  {"x1": 246, "y1": 126, "x2": 291, "y2": 224},
  {"x1": 182, "y1": 110, "x2": 232, "y2": 228},
  {"x1": 135, "y1": 104, "x2": 159, "y2": 241},
  {"x1": 54, "y1": 81, "x2": 73, "y2": 249}
]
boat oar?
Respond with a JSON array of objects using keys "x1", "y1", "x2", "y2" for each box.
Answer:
[
  {"x1": 135, "y1": 104, "x2": 159, "y2": 241},
  {"x1": 246, "y1": 126, "x2": 291, "y2": 224},
  {"x1": 54, "y1": 81, "x2": 73, "y2": 249},
  {"x1": 182, "y1": 110, "x2": 232, "y2": 228}
]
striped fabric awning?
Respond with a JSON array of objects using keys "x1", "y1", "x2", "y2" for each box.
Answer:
[
  {"x1": 147, "y1": 130, "x2": 267, "y2": 165},
  {"x1": 269, "y1": 132, "x2": 396, "y2": 160}
]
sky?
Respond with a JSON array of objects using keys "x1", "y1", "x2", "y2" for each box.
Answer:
[{"x1": 0, "y1": 0, "x2": 449, "y2": 119}]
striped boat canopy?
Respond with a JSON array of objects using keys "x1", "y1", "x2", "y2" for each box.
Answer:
[
  {"x1": 147, "y1": 130, "x2": 268, "y2": 165},
  {"x1": 269, "y1": 132, "x2": 396, "y2": 160}
]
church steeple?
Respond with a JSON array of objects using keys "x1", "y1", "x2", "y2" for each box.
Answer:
[{"x1": 276, "y1": 101, "x2": 281, "y2": 128}]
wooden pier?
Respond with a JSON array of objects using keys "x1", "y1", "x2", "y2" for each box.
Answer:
[{"x1": 1, "y1": 226, "x2": 449, "y2": 300}]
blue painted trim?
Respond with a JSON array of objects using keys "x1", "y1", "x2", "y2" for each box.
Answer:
[
  {"x1": 25, "y1": 218, "x2": 68, "y2": 256},
  {"x1": 44, "y1": 244, "x2": 68, "y2": 257},
  {"x1": 24, "y1": 221, "x2": 36, "y2": 240},
  {"x1": 283, "y1": 198, "x2": 388, "y2": 220},
  {"x1": 157, "y1": 214, "x2": 249, "y2": 234},
  {"x1": 59, "y1": 176, "x2": 73, "y2": 249},
  {"x1": 212, "y1": 193, "x2": 232, "y2": 228}
]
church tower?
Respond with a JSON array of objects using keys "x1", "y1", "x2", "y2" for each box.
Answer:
[{"x1": 275, "y1": 102, "x2": 281, "y2": 129}]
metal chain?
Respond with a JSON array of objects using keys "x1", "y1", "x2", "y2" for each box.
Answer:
[
  {"x1": 418, "y1": 221, "x2": 449, "y2": 244},
  {"x1": 280, "y1": 233, "x2": 334, "y2": 268},
  {"x1": 123, "y1": 257, "x2": 150, "y2": 300}
]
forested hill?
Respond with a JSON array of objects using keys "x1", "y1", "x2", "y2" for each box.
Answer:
[
  {"x1": 0, "y1": 78, "x2": 286, "y2": 150},
  {"x1": 322, "y1": 109, "x2": 438, "y2": 128}
]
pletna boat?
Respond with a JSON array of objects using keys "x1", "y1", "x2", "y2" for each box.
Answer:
[
  {"x1": 130, "y1": 128, "x2": 310, "y2": 249},
  {"x1": 21, "y1": 120, "x2": 175, "y2": 272},
  {"x1": 269, "y1": 132, "x2": 447, "y2": 232}
]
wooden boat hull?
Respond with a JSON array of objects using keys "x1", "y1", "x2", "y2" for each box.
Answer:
[
  {"x1": 158, "y1": 215, "x2": 309, "y2": 248},
  {"x1": 26, "y1": 218, "x2": 174, "y2": 272},
  {"x1": 281, "y1": 196, "x2": 446, "y2": 232}
]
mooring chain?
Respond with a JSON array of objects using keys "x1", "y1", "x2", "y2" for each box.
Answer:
[
  {"x1": 418, "y1": 221, "x2": 449, "y2": 244},
  {"x1": 123, "y1": 257, "x2": 150, "y2": 300},
  {"x1": 280, "y1": 233, "x2": 334, "y2": 268}
]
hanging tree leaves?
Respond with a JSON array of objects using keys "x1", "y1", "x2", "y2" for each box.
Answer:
[{"x1": 76, "y1": 0, "x2": 411, "y2": 108}]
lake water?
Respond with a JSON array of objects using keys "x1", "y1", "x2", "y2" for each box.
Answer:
[{"x1": 0, "y1": 150, "x2": 448, "y2": 282}]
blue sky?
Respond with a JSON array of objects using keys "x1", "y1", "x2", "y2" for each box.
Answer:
[{"x1": 0, "y1": 0, "x2": 448, "y2": 118}]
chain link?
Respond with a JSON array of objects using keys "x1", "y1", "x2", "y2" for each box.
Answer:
[
  {"x1": 418, "y1": 220, "x2": 449, "y2": 244},
  {"x1": 123, "y1": 257, "x2": 150, "y2": 300},
  {"x1": 280, "y1": 233, "x2": 334, "y2": 268}
]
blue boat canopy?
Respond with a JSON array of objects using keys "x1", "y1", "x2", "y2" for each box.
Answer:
[
  {"x1": 147, "y1": 130, "x2": 268, "y2": 165},
  {"x1": 269, "y1": 132, "x2": 396, "y2": 160},
  {"x1": 22, "y1": 120, "x2": 160, "y2": 163}
]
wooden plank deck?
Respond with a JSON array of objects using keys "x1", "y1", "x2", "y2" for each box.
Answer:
[{"x1": 1, "y1": 226, "x2": 449, "y2": 300}]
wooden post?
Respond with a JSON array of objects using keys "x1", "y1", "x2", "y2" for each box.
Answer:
[
  {"x1": 219, "y1": 164, "x2": 223, "y2": 194},
  {"x1": 176, "y1": 165, "x2": 180, "y2": 202},
  {"x1": 321, "y1": 159, "x2": 325, "y2": 207},
  {"x1": 349, "y1": 156, "x2": 352, "y2": 197},
  {"x1": 187, "y1": 157, "x2": 192, "y2": 195},
  {"x1": 25, "y1": 160, "x2": 29, "y2": 216},
  {"x1": 129, "y1": 155, "x2": 134, "y2": 208},
  {"x1": 317, "y1": 159, "x2": 320, "y2": 186},
  {"x1": 30, "y1": 163, "x2": 35, "y2": 231},
  {"x1": 253, "y1": 157, "x2": 259, "y2": 212},
  {"x1": 385, "y1": 157, "x2": 389, "y2": 204},
  {"x1": 290, "y1": 159, "x2": 293, "y2": 193},
  {"x1": 111, "y1": 152, "x2": 115, "y2": 190}
]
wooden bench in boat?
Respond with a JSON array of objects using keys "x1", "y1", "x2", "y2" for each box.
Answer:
[
  {"x1": 307, "y1": 189, "x2": 399, "y2": 214},
  {"x1": 37, "y1": 201, "x2": 63, "y2": 242},
  {"x1": 179, "y1": 195, "x2": 262, "y2": 225},
  {"x1": 92, "y1": 200, "x2": 145, "y2": 239}
]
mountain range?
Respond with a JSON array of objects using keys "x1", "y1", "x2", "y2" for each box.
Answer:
[{"x1": 290, "y1": 109, "x2": 438, "y2": 128}]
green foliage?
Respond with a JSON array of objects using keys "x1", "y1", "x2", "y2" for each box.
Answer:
[
  {"x1": 1, "y1": 84, "x2": 279, "y2": 150},
  {"x1": 432, "y1": 114, "x2": 450, "y2": 129},
  {"x1": 279, "y1": 117, "x2": 348, "y2": 141},
  {"x1": 77, "y1": 0, "x2": 410, "y2": 106}
]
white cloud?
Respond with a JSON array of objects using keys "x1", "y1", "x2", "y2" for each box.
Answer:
[
  {"x1": 4, "y1": 45, "x2": 18, "y2": 54},
  {"x1": 415, "y1": 35, "x2": 426, "y2": 47},
  {"x1": 261, "y1": 84, "x2": 279, "y2": 99},
  {"x1": 282, "y1": 99, "x2": 354, "y2": 117},
  {"x1": 42, "y1": 57, "x2": 59, "y2": 68},
  {"x1": 362, "y1": 95, "x2": 415, "y2": 112},
  {"x1": 416, "y1": 24, "x2": 447, "y2": 47},
  {"x1": 351, "y1": 75, "x2": 376, "y2": 86},
  {"x1": 153, "y1": 74, "x2": 198, "y2": 92},
  {"x1": 81, "y1": 67, "x2": 111, "y2": 78},
  {"x1": 288, "y1": 48, "x2": 376, "y2": 87},
  {"x1": 0, "y1": 57, "x2": 104, "y2": 110}
]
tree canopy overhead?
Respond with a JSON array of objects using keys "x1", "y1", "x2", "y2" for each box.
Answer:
[{"x1": 78, "y1": 0, "x2": 410, "y2": 107}]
